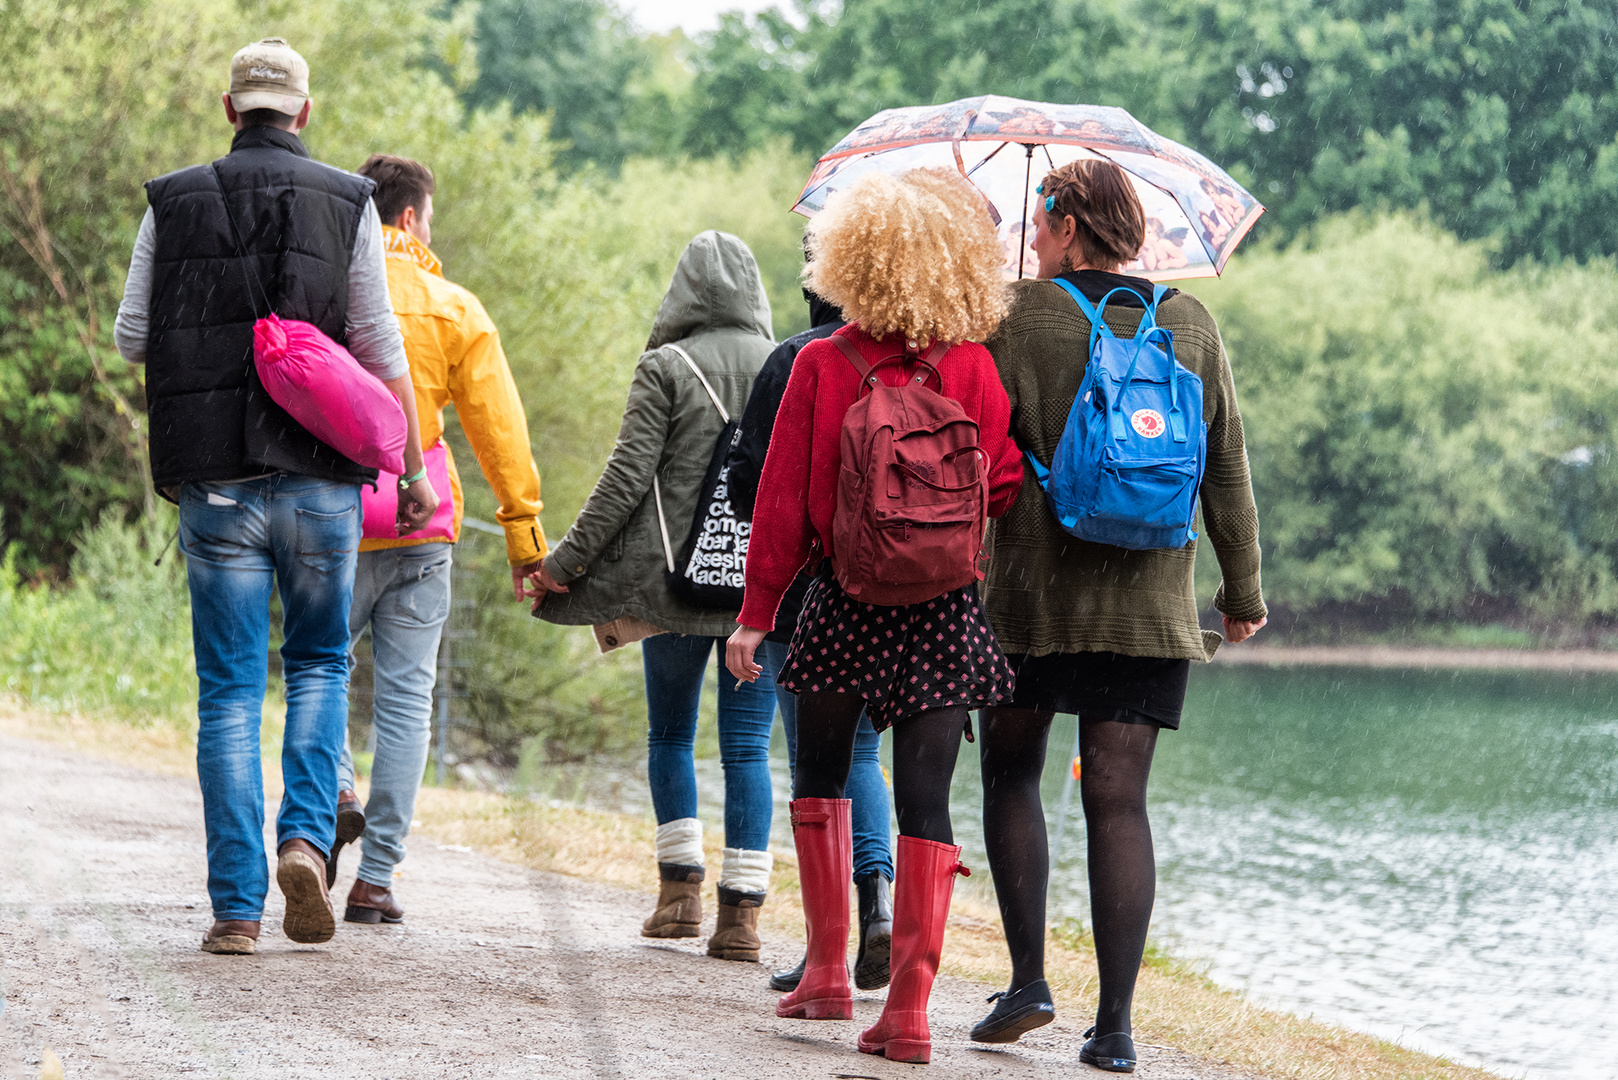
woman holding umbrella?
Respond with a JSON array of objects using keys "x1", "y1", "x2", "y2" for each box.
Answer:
[
  {"x1": 727, "y1": 167, "x2": 1023, "y2": 1064},
  {"x1": 969, "y1": 158, "x2": 1267, "y2": 1071}
]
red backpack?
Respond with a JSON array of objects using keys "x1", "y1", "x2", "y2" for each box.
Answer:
[{"x1": 828, "y1": 333, "x2": 989, "y2": 606}]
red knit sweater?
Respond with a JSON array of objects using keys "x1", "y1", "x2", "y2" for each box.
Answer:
[{"x1": 739, "y1": 325, "x2": 1023, "y2": 631}]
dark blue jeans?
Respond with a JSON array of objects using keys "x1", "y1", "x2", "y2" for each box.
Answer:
[
  {"x1": 643, "y1": 633, "x2": 777, "y2": 851},
  {"x1": 179, "y1": 475, "x2": 359, "y2": 921},
  {"x1": 761, "y1": 639, "x2": 894, "y2": 881}
]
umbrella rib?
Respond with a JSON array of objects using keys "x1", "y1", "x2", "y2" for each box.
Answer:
[
  {"x1": 965, "y1": 140, "x2": 1012, "y2": 177},
  {"x1": 1018, "y1": 144, "x2": 1033, "y2": 280}
]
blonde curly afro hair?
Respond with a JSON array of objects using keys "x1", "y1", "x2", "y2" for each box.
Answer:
[{"x1": 805, "y1": 167, "x2": 1009, "y2": 345}]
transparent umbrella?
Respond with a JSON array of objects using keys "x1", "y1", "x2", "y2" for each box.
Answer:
[{"x1": 793, "y1": 95, "x2": 1265, "y2": 281}]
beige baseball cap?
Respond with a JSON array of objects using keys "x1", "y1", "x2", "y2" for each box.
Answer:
[{"x1": 228, "y1": 38, "x2": 309, "y2": 115}]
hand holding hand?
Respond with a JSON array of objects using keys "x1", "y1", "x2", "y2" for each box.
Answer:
[
  {"x1": 1222, "y1": 615, "x2": 1267, "y2": 644},
  {"x1": 525, "y1": 562, "x2": 569, "y2": 613},
  {"x1": 511, "y1": 560, "x2": 543, "y2": 601},
  {"x1": 396, "y1": 476, "x2": 440, "y2": 535},
  {"x1": 726, "y1": 625, "x2": 768, "y2": 684}
]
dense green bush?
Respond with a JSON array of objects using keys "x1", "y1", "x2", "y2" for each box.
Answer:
[
  {"x1": 1198, "y1": 212, "x2": 1618, "y2": 622},
  {"x1": 0, "y1": 513, "x2": 194, "y2": 723}
]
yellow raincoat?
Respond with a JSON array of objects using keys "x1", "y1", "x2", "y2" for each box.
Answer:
[{"x1": 359, "y1": 225, "x2": 546, "y2": 565}]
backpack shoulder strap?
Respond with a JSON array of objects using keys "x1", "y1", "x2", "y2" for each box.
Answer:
[
  {"x1": 661, "y1": 343, "x2": 729, "y2": 423},
  {"x1": 1051, "y1": 278, "x2": 1155, "y2": 353},
  {"x1": 830, "y1": 332, "x2": 874, "y2": 382},
  {"x1": 1050, "y1": 277, "x2": 1103, "y2": 340},
  {"x1": 833, "y1": 334, "x2": 948, "y2": 394}
]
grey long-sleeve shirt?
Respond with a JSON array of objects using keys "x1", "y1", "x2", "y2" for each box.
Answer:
[{"x1": 114, "y1": 198, "x2": 408, "y2": 382}]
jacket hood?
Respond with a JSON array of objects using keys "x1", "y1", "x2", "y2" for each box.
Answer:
[
  {"x1": 647, "y1": 230, "x2": 773, "y2": 348},
  {"x1": 805, "y1": 288, "x2": 842, "y2": 329}
]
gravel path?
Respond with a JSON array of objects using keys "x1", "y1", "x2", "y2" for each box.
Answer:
[{"x1": 1, "y1": 735, "x2": 1251, "y2": 1079}]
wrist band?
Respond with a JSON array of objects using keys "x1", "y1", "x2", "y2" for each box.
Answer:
[{"x1": 398, "y1": 466, "x2": 428, "y2": 490}]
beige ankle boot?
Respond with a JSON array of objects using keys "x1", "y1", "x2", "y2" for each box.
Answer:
[
  {"x1": 707, "y1": 887, "x2": 764, "y2": 961},
  {"x1": 642, "y1": 862, "x2": 703, "y2": 938}
]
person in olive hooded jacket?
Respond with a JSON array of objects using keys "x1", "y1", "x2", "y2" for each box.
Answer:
[{"x1": 531, "y1": 231, "x2": 778, "y2": 962}]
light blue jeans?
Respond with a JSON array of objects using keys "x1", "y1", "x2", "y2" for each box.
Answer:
[
  {"x1": 642, "y1": 633, "x2": 777, "y2": 851},
  {"x1": 178, "y1": 475, "x2": 360, "y2": 922},
  {"x1": 337, "y1": 544, "x2": 453, "y2": 888},
  {"x1": 760, "y1": 639, "x2": 894, "y2": 881}
]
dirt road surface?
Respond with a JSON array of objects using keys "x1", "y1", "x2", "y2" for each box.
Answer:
[{"x1": 1, "y1": 735, "x2": 1252, "y2": 1079}]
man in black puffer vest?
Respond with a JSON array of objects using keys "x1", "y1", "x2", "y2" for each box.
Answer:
[{"x1": 114, "y1": 38, "x2": 437, "y2": 956}]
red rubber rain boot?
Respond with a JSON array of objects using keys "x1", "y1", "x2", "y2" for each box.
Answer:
[
  {"x1": 776, "y1": 798, "x2": 853, "y2": 1020},
  {"x1": 857, "y1": 835, "x2": 970, "y2": 1063}
]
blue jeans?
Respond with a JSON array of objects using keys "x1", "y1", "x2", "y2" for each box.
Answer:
[
  {"x1": 337, "y1": 544, "x2": 452, "y2": 887},
  {"x1": 179, "y1": 475, "x2": 360, "y2": 922},
  {"x1": 643, "y1": 633, "x2": 776, "y2": 851},
  {"x1": 760, "y1": 639, "x2": 893, "y2": 881}
]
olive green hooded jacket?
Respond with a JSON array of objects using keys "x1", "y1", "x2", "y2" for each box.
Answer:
[{"x1": 538, "y1": 231, "x2": 774, "y2": 636}]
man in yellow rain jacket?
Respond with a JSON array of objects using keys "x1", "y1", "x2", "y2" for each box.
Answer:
[{"x1": 330, "y1": 154, "x2": 546, "y2": 925}]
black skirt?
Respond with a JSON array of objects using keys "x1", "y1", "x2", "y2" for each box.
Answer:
[
  {"x1": 1003, "y1": 651, "x2": 1190, "y2": 729},
  {"x1": 779, "y1": 570, "x2": 1015, "y2": 731}
]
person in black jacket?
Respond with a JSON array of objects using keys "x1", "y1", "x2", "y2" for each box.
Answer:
[
  {"x1": 724, "y1": 283, "x2": 896, "y2": 993},
  {"x1": 113, "y1": 38, "x2": 436, "y2": 956}
]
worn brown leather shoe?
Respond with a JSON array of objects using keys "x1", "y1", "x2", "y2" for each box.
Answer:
[
  {"x1": 642, "y1": 862, "x2": 703, "y2": 939},
  {"x1": 200, "y1": 919, "x2": 260, "y2": 955},
  {"x1": 276, "y1": 838, "x2": 336, "y2": 944},
  {"x1": 326, "y1": 789, "x2": 366, "y2": 888},
  {"x1": 707, "y1": 888, "x2": 764, "y2": 962},
  {"x1": 345, "y1": 879, "x2": 405, "y2": 924}
]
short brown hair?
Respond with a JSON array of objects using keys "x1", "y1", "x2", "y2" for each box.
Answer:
[
  {"x1": 1039, "y1": 159, "x2": 1145, "y2": 271},
  {"x1": 358, "y1": 154, "x2": 435, "y2": 226}
]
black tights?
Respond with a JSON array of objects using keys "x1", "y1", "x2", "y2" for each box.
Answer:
[
  {"x1": 793, "y1": 690, "x2": 963, "y2": 844},
  {"x1": 978, "y1": 708, "x2": 1159, "y2": 1036}
]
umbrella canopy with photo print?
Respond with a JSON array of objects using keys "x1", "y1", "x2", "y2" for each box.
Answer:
[{"x1": 792, "y1": 95, "x2": 1264, "y2": 282}]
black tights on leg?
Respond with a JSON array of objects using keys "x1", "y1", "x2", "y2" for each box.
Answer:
[
  {"x1": 1081, "y1": 718, "x2": 1159, "y2": 1037},
  {"x1": 889, "y1": 706, "x2": 965, "y2": 844},
  {"x1": 978, "y1": 707, "x2": 1055, "y2": 993},
  {"x1": 793, "y1": 694, "x2": 963, "y2": 845},
  {"x1": 792, "y1": 690, "x2": 865, "y2": 800}
]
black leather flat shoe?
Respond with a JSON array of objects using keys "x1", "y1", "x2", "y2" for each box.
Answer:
[
  {"x1": 1080, "y1": 1028, "x2": 1136, "y2": 1072},
  {"x1": 969, "y1": 979, "x2": 1056, "y2": 1043},
  {"x1": 769, "y1": 954, "x2": 805, "y2": 992}
]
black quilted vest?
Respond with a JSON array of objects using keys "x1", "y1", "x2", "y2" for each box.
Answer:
[{"x1": 143, "y1": 126, "x2": 379, "y2": 493}]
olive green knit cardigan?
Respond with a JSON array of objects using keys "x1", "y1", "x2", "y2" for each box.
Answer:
[{"x1": 981, "y1": 278, "x2": 1267, "y2": 662}]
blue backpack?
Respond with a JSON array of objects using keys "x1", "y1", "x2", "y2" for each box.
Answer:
[{"x1": 1025, "y1": 280, "x2": 1207, "y2": 550}]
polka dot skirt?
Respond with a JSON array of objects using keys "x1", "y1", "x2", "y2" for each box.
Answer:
[{"x1": 778, "y1": 569, "x2": 1015, "y2": 731}]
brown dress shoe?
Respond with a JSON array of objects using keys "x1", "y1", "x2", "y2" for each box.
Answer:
[
  {"x1": 276, "y1": 838, "x2": 336, "y2": 944},
  {"x1": 200, "y1": 919, "x2": 260, "y2": 955},
  {"x1": 345, "y1": 879, "x2": 405, "y2": 924},
  {"x1": 707, "y1": 888, "x2": 764, "y2": 962},
  {"x1": 327, "y1": 790, "x2": 366, "y2": 888},
  {"x1": 642, "y1": 862, "x2": 703, "y2": 939}
]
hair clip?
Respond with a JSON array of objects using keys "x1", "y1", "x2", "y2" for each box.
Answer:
[
  {"x1": 1044, "y1": 195, "x2": 1056, "y2": 212},
  {"x1": 1035, "y1": 183, "x2": 1044, "y2": 194}
]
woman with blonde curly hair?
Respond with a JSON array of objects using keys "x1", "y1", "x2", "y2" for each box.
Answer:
[{"x1": 726, "y1": 167, "x2": 1023, "y2": 1064}]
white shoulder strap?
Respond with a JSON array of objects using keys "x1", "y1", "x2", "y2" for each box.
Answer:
[
  {"x1": 651, "y1": 476, "x2": 676, "y2": 573},
  {"x1": 662, "y1": 343, "x2": 730, "y2": 423}
]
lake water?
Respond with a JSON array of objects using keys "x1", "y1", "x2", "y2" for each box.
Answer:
[{"x1": 529, "y1": 664, "x2": 1618, "y2": 1079}]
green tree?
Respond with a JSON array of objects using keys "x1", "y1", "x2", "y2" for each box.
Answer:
[
  {"x1": 677, "y1": 0, "x2": 1618, "y2": 265},
  {"x1": 458, "y1": 0, "x2": 651, "y2": 170},
  {"x1": 1197, "y1": 212, "x2": 1618, "y2": 622}
]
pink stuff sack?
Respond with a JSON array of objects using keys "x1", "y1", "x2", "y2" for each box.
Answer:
[
  {"x1": 361, "y1": 440, "x2": 457, "y2": 541},
  {"x1": 253, "y1": 313, "x2": 407, "y2": 474}
]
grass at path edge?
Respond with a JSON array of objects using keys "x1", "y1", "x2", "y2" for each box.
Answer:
[{"x1": 2, "y1": 701, "x2": 1499, "y2": 1080}]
